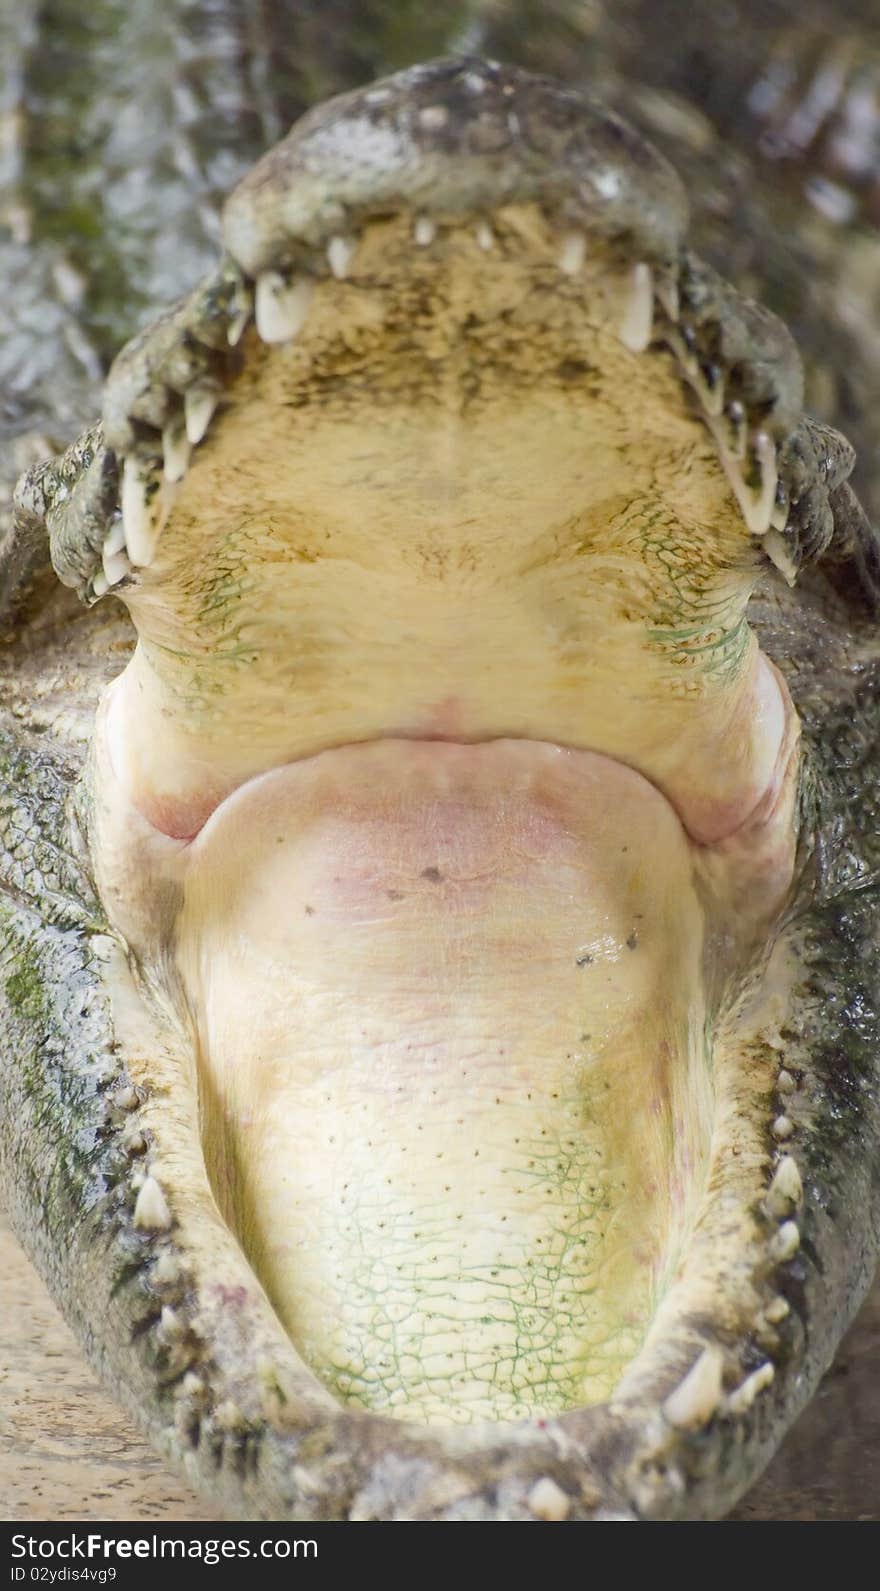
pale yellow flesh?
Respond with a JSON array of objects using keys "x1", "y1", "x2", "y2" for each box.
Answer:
[
  {"x1": 175, "y1": 739, "x2": 711, "y2": 1423},
  {"x1": 108, "y1": 209, "x2": 784, "y2": 847},
  {"x1": 91, "y1": 208, "x2": 799, "y2": 1427}
]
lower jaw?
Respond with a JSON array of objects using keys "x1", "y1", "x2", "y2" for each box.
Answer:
[
  {"x1": 90, "y1": 694, "x2": 799, "y2": 1428},
  {"x1": 144, "y1": 738, "x2": 718, "y2": 1422}
]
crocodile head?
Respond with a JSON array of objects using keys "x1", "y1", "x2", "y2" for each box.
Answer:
[{"x1": 6, "y1": 57, "x2": 880, "y2": 1521}]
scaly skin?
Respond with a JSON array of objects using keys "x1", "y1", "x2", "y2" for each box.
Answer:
[{"x1": 2, "y1": 2, "x2": 880, "y2": 1521}]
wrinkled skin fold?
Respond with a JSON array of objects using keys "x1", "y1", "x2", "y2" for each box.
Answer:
[{"x1": 2, "y1": 2, "x2": 880, "y2": 1523}]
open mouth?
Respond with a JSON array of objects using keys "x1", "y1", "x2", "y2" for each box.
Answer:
[{"x1": 14, "y1": 56, "x2": 871, "y2": 1519}]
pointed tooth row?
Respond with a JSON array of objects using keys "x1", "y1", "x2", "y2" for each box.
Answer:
[
  {"x1": 651, "y1": 275, "x2": 796, "y2": 547},
  {"x1": 254, "y1": 271, "x2": 315, "y2": 343},
  {"x1": 193, "y1": 220, "x2": 795, "y2": 573},
  {"x1": 99, "y1": 391, "x2": 216, "y2": 589},
  {"x1": 618, "y1": 262, "x2": 654, "y2": 353},
  {"x1": 706, "y1": 420, "x2": 780, "y2": 539},
  {"x1": 121, "y1": 455, "x2": 176, "y2": 568}
]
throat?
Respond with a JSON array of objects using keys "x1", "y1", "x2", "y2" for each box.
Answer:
[{"x1": 174, "y1": 738, "x2": 713, "y2": 1422}]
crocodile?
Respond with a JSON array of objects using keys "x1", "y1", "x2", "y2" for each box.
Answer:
[{"x1": 2, "y1": 0, "x2": 880, "y2": 1522}]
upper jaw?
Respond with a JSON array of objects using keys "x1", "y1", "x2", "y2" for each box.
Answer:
[{"x1": 15, "y1": 58, "x2": 863, "y2": 610}]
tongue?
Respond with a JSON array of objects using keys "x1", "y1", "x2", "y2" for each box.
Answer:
[{"x1": 175, "y1": 738, "x2": 712, "y2": 1423}]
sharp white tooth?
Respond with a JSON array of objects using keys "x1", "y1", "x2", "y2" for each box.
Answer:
[
  {"x1": 133, "y1": 1175, "x2": 172, "y2": 1233},
  {"x1": 184, "y1": 387, "x2": 218, "y2": 446},
  {"x1": 162, "y1": 421, "x2": 191, "y2": 483},
  {"x1": 102, "y1": 545, "x2": 131, "y2": 586},
  {"x1": 763, "y1": 529, "x2": 798, "y2": 585},
  {"x1": 725, "y1": 1362, "x2": 775, "y2": 1417},
  {"x1": 747, "y1": 429, "x2": 779, "y2": 536},
  {"x1": 527, "y1": 1478, "x2": 571, "y2": 1522},
  {"x1": 708, "y1": 419, "x2": 780, "y2": 542},
  {"x1": 120, "y1": 459, "x2": 156, "y2": 566},
  {"x1": 327, "y1": 234, "x2": 355, "y2": 279},
  {"x1": 152, "y1": 1251, "x2": 181, "y2": 1288},
  {"x1": 254, "y1": 271, "x2": 315, "y2": 343},
  {"x1": 557, "y1": 231, "x2": 586, "y2": 275},
  {"x1": 227, "y1": 307, "x2": 250, "y2": 346},
  {"x1": 91, "y1": 571, "x2": 109, "y2": 598},
  {"x1": 159, "y1": 1305, "x2": 185, "y2": 1341},
  {"x1": 475, "y1": 220, "x2": 494, "y2": 251},
  {"x1": 103, "y1": 519, "x2": 127, "y2": 557},
  {"x1": 765, "y1": 1296, "x2": 790, "y2": 1324},
  {"x1": 662, "y1": 1344, "x2": 724, "y2": 1430},
  {"x1": 227, "y1": 287, "x2": 253, "y2": 346},
  {"x1": 619, "y1": 262, "x2": 654, "y2": 352},
  {"x1": 770, "y1": 496, "x2": 789, "y2": 532},
  {"x1": 214, "y1": 1399, "x2": 245, "y2": 1433},
  {"x1": 122, "y1": 1124, "x2": 147, "y2": 1155},
  {"x1": 413, "y1": 215, "x2": 436, "y2": 247},
  {"x1": 121, "y1": 456, "x2": 173, "y2": 568},
  {"x1": 765, "y1": 1154, "x2": 803, "y2": 1218},
  {"x1": 769, "y1": 1219, "x2": 800, "y2": 1264}
]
